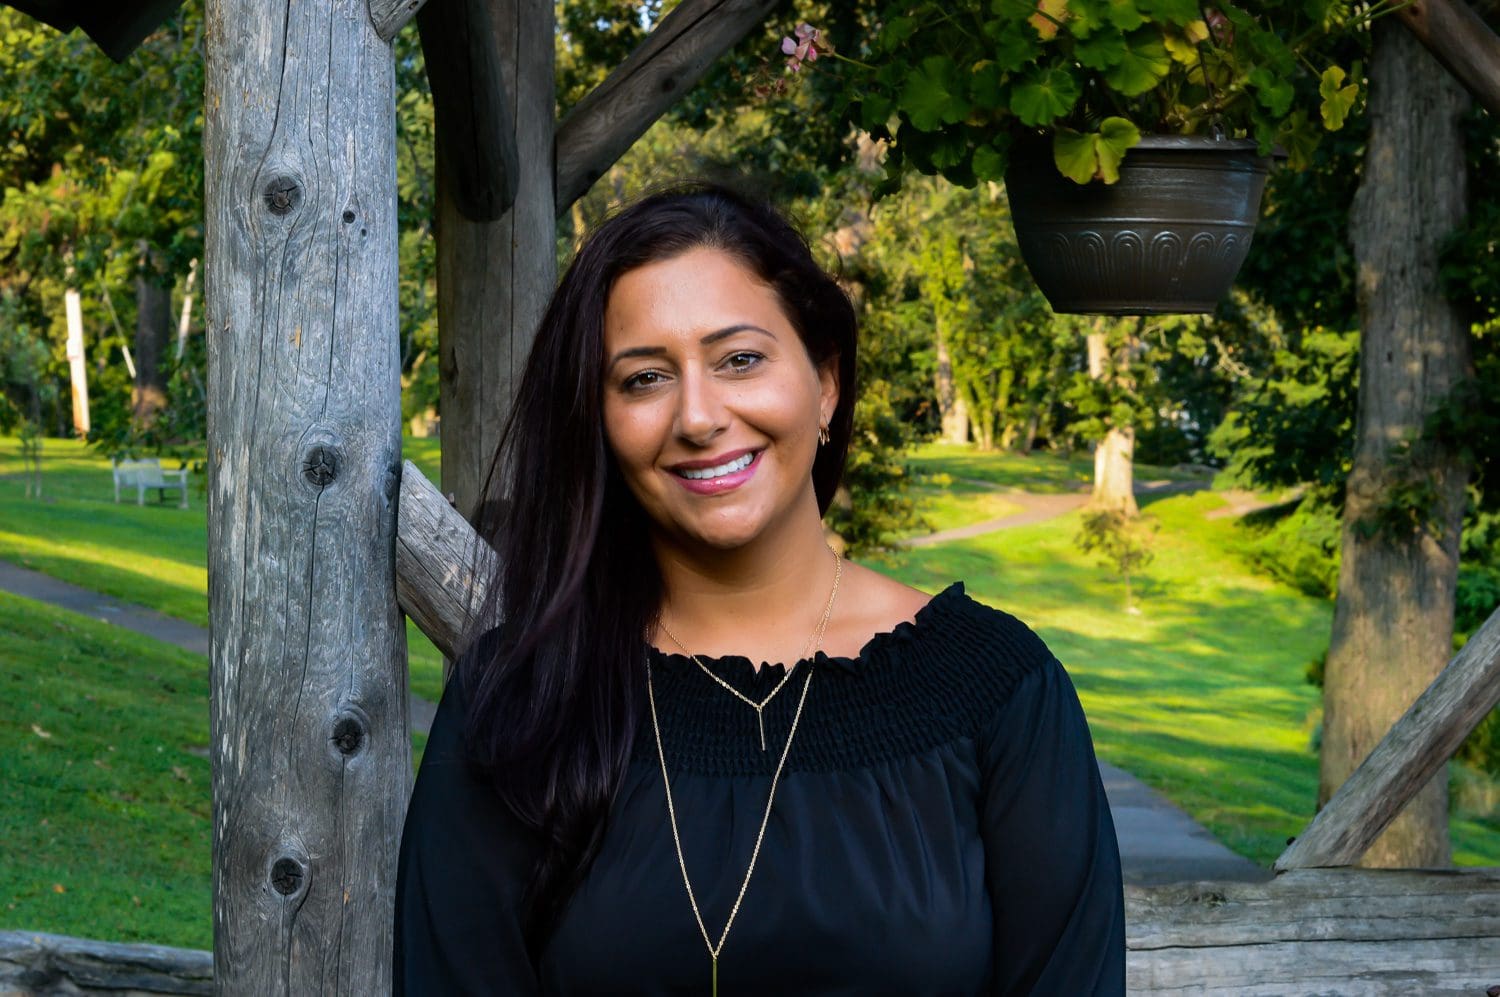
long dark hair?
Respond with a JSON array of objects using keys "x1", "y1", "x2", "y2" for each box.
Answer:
[{"x1": 455, "y1": 181, "x2": 858, "y2": 957}]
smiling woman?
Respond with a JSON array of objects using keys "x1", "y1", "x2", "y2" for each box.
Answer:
[{"x1": 394, "y1": 183, "x2": 1125, "y2": 995}]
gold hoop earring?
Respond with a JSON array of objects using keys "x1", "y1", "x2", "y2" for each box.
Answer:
[{"x1": 818, "y1": 425, "x2": 830, "y2": 446}]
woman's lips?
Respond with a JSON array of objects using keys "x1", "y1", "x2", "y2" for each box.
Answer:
[{"x1": 670, "y1": 449, "x2": 761, "y2": 495}]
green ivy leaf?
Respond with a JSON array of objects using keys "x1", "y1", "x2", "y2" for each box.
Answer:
[
  {"x1": 900, "y1": 56, "x2": 969, "y2": 132},
  {"x1": 1010, "y1": 66, "x2": 1081, "y2": 126},
  {"x1": 1052, "y1": 116, "x2": 1141, "y2": 183},
  {"x1": 1076, "y1": 29, "x2": 1128, "y2": 70},
  {"x1": 1319, "y1": 65, "x2": 1358, "y2": 130},
  {"x1": 1250, "y1": 66, "x2": 1294, "y2": 117},
  {"x1": 1103, "y1": 29, "x2": 1171, "y2": 96},
  {"x1": 1067, "y1": 0, "x2": 1109, "y2": 37}
]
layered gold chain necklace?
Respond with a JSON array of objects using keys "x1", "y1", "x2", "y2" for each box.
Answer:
[
  {"x1": 645, "y1": 545, "x2": 842, "y2": 996},
  {"x1": 658, "y1": 546, "x2": 842, "y2": 751}
]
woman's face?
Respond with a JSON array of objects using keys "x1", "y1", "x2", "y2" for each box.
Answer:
[{"x1": 601, "y1": 246, "x2": 838, "y2": 554}]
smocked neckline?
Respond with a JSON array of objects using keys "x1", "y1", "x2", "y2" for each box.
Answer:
[{"x1": 645, "y1": 580, "x2": 967, "y2": 681}]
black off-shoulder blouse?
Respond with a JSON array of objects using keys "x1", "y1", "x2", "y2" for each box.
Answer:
[{"x1": 395, "y1": 582, "x2": 1125, "y2": 995}]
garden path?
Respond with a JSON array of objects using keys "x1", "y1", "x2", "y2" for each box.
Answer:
[{"x1": 0, "y1": 554, "x2": 1267, "y2": 886}]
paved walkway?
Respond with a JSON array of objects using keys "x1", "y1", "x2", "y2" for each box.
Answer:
[
  {"x1": 0, "y1": 555, "x2": 1267, "y2": 886},
  {"x1": 902, "y1": 478, "x2": 1210, "y2": 548}
]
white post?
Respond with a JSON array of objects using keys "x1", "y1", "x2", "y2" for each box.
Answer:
[{"x1": 64, "y1": 287, "x2": 90, "y2": 436}]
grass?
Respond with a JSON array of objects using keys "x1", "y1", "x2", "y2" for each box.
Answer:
[
  {"x1": 0, "y1": 434, "x2": 450, "y2": 705},
  {"x1": 0, "y1": 590, "x2": 212, "y2": 949},
  {"x1": 905, "y1": 440, "x2": 1207, "y2": 495},
  {"x1": 876, "y1": 485, "x2": 1500, "y2": 867}
]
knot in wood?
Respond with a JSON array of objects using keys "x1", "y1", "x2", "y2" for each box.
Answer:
[
  {"x1": 270, "y1": 857, "x2": 305, "y2": 896},
  {"x1": 263, "y1": 177, "x2": 302, "y2": 216},
  {"x1": 332, "y1": 716, "x2": 365, "y2": 755},
  {"x1": 660, "y1": 76, "x2": 677, "y2": 94},
  {"x1": 302, "y1": 446, "x2": 339, "y2": 487},
  {"x1": 342, "y1": 209, "x2": 356, "y2": 224}
]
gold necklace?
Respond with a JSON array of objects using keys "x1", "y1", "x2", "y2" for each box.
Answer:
[
  {"x1": 657, "y1": 545, "x2": 842, "y2": 751},
  {"x1": 646, "y1": 649, "x2": 814, "y2": 997}
]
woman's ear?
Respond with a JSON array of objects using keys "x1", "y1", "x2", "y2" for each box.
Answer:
[{"x1": 817, "y1": 355, "x2": 840, "y2": 428}]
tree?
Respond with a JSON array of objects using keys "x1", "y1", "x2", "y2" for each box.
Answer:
[{"x1": 1320, "y1": 23, "x2": 1473, "y2": 868}]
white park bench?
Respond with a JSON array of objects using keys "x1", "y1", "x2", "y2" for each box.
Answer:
[{"x1": 111, "y1": 457, "x2": 190, "y2": 509}]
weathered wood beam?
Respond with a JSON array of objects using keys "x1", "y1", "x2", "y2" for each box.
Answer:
[
  {"x1": 1126, "y1": 868, "x2": 1500, "y2": 993},
  {"x1": 1277, "y1": 605, "x2": 1500, "y2": 870},
  {"x1": 416, "y1": 0, "x2": 520, "y2": 221},
  {"x1": 369, "y1": 0, "x2": 430, "y2": 41},
  {"x1": 203, "y1": 0, "x2": 408, "y2": 989},
  {"x1": 0, "y1": 931, "x2": 212, "y2": 996},
  {"x1": 395, "y1": 459, "x2": 496, "y2": 659},
  {"x1": 1398, "y1": 0, "x2": 1500, "y2": 116},
  {"x1": 435, "y1": 0, "x2": 556, "y2": 525},
  {"x1": 554, "y1": 0, "x2": 779, "y2": 214}
]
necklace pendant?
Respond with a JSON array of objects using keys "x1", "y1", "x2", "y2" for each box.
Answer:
[
  {"x1": 712, "y1": 955, "x2": 718, "y2": 997},
  {"x1": 755, "y1": 709, "x2": 766, "y2": 752}
]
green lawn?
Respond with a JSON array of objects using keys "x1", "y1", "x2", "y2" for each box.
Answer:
[
  {"x1": 905, "y1": 440, "x2": 1208, "y2": 494},
  {"x1": 0, "y1": 590, "x2": 212, "y2": 949},
  {"x1": 876, "y1": 485, "x2": 1500, "y2": 867},
  {"x1": 0, "y1": 434, "x2": 449, "y2": 705}
]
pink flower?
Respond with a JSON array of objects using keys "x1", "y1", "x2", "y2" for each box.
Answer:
[
  {"x1": 781, "y1": 23, "x2": 820, "y2": 73},
  {"x1": 1204, "y1": 9, "x2": 1234, "y2": 45}
]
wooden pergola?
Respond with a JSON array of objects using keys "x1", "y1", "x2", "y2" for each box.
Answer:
[{"x1": 2, "y1": 0, "x2": 1499, "y2": 992}]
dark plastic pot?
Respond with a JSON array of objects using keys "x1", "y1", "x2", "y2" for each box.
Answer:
[{"x1": 1004, "y1": 135, "x2": 1278, "y2": 315}]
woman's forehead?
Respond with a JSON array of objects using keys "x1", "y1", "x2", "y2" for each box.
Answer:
[{"x1": 603, "y1": 248, "x2": 791, "y2": 348}]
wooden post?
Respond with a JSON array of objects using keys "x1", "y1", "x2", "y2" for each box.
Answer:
[
  {"x1": 1277, "y1": 605, "x2": 1500, "y2": 870},
  {"x1": 203, "y1": 0, "x2": 408, "y2": 989},
  {"x1": 1397, "y1": 0, "x2": 1500, "y2": 117},
  {"x1": 430, "y1": 0, "x2": 556, "y2": 524}
]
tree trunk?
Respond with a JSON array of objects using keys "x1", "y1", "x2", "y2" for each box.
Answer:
[
  {"x1": 133, "y1": 243, "x2": 172, "y2": 430},
  {"x1": 203, "y1": 0, "x2": 408, "y2": 989},
  {"x1": 934, "y1": 326, "x2": 968, "y2": 444},
  {"x1": 431, "y1": 0, "x2": 556, "y2": 524},
  {"x1": 1087, "y1": 327, "x2": 1138, "y2": 516},
  {"x1": 1320, "y1": 22, "x2": 1471, "y2": 869}
]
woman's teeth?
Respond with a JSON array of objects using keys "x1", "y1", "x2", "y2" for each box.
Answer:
[{"x1": 677, "y1": 452, "x2": 755, "y2": 480}]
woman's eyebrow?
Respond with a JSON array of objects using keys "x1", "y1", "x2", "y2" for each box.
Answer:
[{"x1": 606, "y1": 324, "x2": 774, "y2": 371}]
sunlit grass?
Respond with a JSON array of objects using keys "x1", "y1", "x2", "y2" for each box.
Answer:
[
  {"x1": 875, "y1": 483, "x2": 1500, "y2": 867},
  {"x1": 0, "y1": 434, "x2": 448, "y2": 703}
]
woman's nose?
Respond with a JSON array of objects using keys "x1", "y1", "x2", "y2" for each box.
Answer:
[{"x1": 674, "y1": 367, "x2": 727, "y2": 444}]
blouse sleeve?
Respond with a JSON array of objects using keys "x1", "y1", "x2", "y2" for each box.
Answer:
[
  {"x1": 978, "y1": 652, "x2": 1126, "y2": 996},
  {"x1": 394, "y1": 674, "x2": 542, "y2": 996}
]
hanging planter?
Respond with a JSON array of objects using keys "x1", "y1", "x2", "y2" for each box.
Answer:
[{"x1": 1004, "y1": 135, "x2": 1282, "y2": 315}]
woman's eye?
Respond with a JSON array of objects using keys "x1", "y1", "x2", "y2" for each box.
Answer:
[
  {"x1": 622, "y1": 370, "x2": 666, "y2": 392},
  {"x1": 722, "y1": 351, "x2": 764, "y2": 372}
]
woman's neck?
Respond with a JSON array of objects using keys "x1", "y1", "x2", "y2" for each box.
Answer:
[{"x1": 650, "y1": 515, "x2": 839, "y2": 668}]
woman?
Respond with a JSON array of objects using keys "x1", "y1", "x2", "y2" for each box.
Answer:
[{"x1": 395, "y1": 182, "x2": 1125, "y2": 995}]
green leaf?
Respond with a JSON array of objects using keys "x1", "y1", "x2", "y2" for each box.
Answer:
[
  {"x1": 1052, "y1": 116, "x2": 1141, "y2": 184},
  {"x1": 879, "y1": 15, "x2": 918, "y2": 49},
  {"x1": 900, "y1": 56, "x2": 969, "y2": 132},
  {"x1": 1053, "y1": 127, "x2": 1101, "y2": 183},
  {"x1": 1076, "y1": 29, "x2": 1128, "y2": 70},
  {"x1": 1106, "y1": 0, "x2": 1145, "y2": 31},
  {"x1": 1138, "y1": 0, "x2": 1200, "y2": 25},
  {"x1": 1103, "y1": 29, "x2": 1171, "y2": 96},
  {"x1": 1319, "y1": 65, "x2": 1358, "y2": 130},
  {"x1": 1066, "y1": 0, "x2": 1109, "y2": 37},
  {"x1": 972, "y1": 139, "x2": 1011, "y2": 181},
  {"x1": 1250, "y1": 66, "x2": 1294, "y2": 118},
  {"x1": 860, "y1": 93, "x2": 895, "y2": 132},
  {"x1": 969, "y1": 61, "x2": 1005, "y2": 107},
  {"x1": 994, "y1": 28, "x2": 1040, "y2": 71},
  {"x1": 1010, "y1": 66, "x2": 1081, "y2": 126}
]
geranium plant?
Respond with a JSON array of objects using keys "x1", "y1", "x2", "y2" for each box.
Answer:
[{"x1": 778, "y1": 1, "x2": 1392, "y2": 188}]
